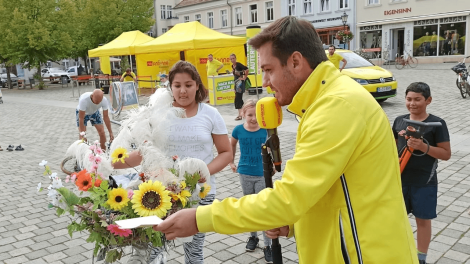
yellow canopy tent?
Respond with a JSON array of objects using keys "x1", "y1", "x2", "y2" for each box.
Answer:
[
  {"x1": 134, "y1": 22, "x2": 247, "y2": 89},
  {"x1": 88, "y1": 30, "x2": 154, "y2": 74},
  {"x1": 88, "y1": 30, "x2": 154, "y2": 57}
]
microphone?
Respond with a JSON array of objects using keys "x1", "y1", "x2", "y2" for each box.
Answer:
[{"x1": 256, "y1": 97, "x2": 283, "y2": 172}]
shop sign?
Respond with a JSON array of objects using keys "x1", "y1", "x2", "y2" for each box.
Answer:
[
  {"x1": 199, "y1": 57, "x2": 231, "y2": 65},
  {"x1": 384, "y1": 8, "x2": 411, "y2": 16},
  {"x1": 312, "y1": 16, "x2": 342, "y2": 24}
]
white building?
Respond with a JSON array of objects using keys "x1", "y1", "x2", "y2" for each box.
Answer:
[
  {"x1": 172, "y1": 0, "x2": 281, "y2": 36},
  {"x1": 357, "y1": 0, "x2": 470, "y2": 63},
  {"x1": 281, "y1": 0, "x2": 356, "y2": 50},
  {"x1": 151, "y1": 0, "x2": 181, "y2": 37}
]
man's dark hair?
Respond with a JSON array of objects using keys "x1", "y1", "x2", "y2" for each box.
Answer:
[
  {"x1": 248, "y1": 16, "x2": 327, "y2": 70},
  {"x1": 405, "y1": 82, "x2": 431, "y2": 99},
  {"x1": 329, "y1": 45, "x2": 335, "y2": 50},
  {"x1": 169, "y1": 61, "x2": 208, "y2": 103}
]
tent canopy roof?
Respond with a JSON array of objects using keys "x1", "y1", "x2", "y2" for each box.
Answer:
[
  {"x1": 88, "y1": 30, "x2": 154, "y2": 57},
  {"x1": 134, "y1": 22, "x2": 246, "y2": 54}
]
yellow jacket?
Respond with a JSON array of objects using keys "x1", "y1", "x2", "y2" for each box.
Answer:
[{"x1": 197, "y1": 61, "x2": 418, "y2": 264}]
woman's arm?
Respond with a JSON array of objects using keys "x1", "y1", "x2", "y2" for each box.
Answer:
[
  {"x1": 112, "y1": 150, "x2": 143, "y2": 169},
  {"x1": 208, "y1": 134, "x2": 232, "y2": 175}
]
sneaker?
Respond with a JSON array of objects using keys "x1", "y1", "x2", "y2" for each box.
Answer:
[
  {"x1": 263, "y1": 246, "x2": 273, "y2": 263},
  {"x1": 419, "y1": 260, "x2": 427, "y2": 264},
  {"x1": 245, "y1": 236, "x2": 259, "y2": 252},
  {"x1": 6, "y1": 145, "x2": 14, "y2": 151}
]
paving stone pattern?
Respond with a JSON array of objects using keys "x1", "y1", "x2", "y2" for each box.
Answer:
[{"x1": 0, "y1": 63, "x2": 469, "y2": 263}]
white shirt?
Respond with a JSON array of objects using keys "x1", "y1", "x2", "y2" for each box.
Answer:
[
  {"x1": 166, "y1": 103, "x2": 228, "y2": 195},
  {"x1": 77, "y1": 92, "x2": 109, "y2": 115}
]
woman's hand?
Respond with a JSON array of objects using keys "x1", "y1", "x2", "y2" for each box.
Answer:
[
  {"x1": 266, "y1": 226, "x2": 290, "y2": 239},
  {"x1": 229, "y1": 162, "x2": 237, "y2": 173}
]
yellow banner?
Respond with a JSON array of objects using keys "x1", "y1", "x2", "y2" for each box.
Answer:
[
  {"x1": 136, "y1": 52, "x2": 181, "y2": 88},
  {"x1": 207, "y1": 75, "x2": 236, "y2": 106},
  {"x1": 99, "y1": 56, "x2": 111, "y2": 75}
]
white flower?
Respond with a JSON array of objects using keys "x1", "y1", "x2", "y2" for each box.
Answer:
[
  {"x1": 39, "y1": 160, "x2": 48, "y2": 166},
  {"x1": 47, "y1": 189, "x2": 59, "y2": 206},
  {"x1": 37, "y1": 182, "x2": 42, "y2": 192},
  {"x1": 49, "y1": 172, "x2": 58, "y2": 180},
  {"x1": 80, "y1": 131, "x2": 86, "y2": 136},
  {"x1": 51, "y1": 178, "x2": 63, "y2": 189}
]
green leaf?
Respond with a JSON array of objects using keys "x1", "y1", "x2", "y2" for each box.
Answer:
[
  {"x1": 86, "y1": 231, "x2": 102, "y2": 244},
  {"x1": 56, "y1": 187, "x2": 80, "y2": 206},
  {"x1": 47, "y1": 203, "x2": 54, "y2": 209},
  {"x1": 56, "y1": 208, "x2": 65, "y2": 216},
  {"x1": 105, "y1": 249, "x2": 119, "y2": 263}
]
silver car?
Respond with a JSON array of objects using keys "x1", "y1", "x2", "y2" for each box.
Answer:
[{"x1": 0, "y1": 73, "x2": 18, "y2": 88}]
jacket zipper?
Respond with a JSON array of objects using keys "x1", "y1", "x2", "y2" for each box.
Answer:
[
  {"x1": 339, "y1": 213, "x2": 351, "y2": 264},
  {"x1": 340, "y1": 174, "x2": 364, "y2": 264}
]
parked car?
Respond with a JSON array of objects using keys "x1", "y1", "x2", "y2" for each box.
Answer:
[
  {"x1": 326, "y1": 49, "x2": 398, "y2": 102},
  {"x1": 67, "y1": 65, "x2": 88, "y2": 77},
  {"x1": 0, "y1": 73, "x2": 19, "y2": 88},
  {"x1": 41, "y1": 68, "x2": 71, "y2": 83}
]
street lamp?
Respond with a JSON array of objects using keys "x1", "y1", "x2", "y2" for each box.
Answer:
[{"x1": 341, "y1": 11, "x2": 348, "y2": 31}]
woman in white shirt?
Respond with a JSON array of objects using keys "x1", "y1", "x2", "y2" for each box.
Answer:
[{"x1": 115, "y1": 61, "x2": 232, "y2": 264}]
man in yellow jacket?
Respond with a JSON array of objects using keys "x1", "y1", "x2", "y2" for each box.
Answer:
[{"x1": 155, "y1": 16, "x2": 418, "y2": 264}]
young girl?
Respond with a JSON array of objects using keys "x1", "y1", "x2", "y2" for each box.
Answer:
[
  {"x1": 229, "y1": 99, "x2": 273, "y2": 263},
  {"x1": 114, "y1": 61, "x2": 232, "y2": 264}
]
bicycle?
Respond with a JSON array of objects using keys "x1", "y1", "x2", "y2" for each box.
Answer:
[
  {"x1": 451, "y1": 56, "x2": 470, "y2": 98},
  {"x1": 395, "y1": 51, "x2": 418, "y2": 69}
]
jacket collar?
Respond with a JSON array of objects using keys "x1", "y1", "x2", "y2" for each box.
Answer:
[{"x1": 287, "y1": 61, "x2": 341, "y2": 117}]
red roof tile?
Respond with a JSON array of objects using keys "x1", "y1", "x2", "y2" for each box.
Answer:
[{"x1": 174, "y1": 0, "x2": 219, "y2": 9}]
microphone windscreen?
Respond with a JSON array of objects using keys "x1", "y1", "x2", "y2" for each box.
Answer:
[{"x1": 256, "y1": 97, "x2": 283, "y2": 129}]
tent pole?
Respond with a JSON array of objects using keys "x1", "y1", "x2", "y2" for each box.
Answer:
[{"x1": 130, "y1": 55, "x2": 133, "y2": 72}]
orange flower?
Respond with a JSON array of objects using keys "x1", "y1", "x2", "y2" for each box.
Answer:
[
  {"x1": 76, "y1": 170, "x2": 93, "y2": 191},
  {"x1": 94, "y1": 178, "x2": 102, "y2": 187}
]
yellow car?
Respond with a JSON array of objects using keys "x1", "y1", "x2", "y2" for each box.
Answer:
[{"x1": 327, "y1": 49, "x2": 397, "y2": 102}]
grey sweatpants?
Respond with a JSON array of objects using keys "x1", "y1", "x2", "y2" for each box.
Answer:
[
  {"x1": 149, "y1": 194, "x2": 215, "y2": 264},
  {"x1": 239, "y1": 174, "x2": 272, "y2": 247}
]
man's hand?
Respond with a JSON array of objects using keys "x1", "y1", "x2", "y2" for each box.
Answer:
[
  {"x1": 407, "y1": 137, "x2": 426, "y2": 152},
  {"x1": 266, "y1": 226, "x2": 289, "y2": 239},
  {"x1": 153, "y1": 208, "x2": 199, "y2": 240},
  {"x1": 229, "y1": 162, "x2": 237, "y2": 173},
  {"x1": 109, "y1": 132, "x2": 114, "y2": 142}
]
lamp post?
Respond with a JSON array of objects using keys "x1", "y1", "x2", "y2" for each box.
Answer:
[{"x1": 341, "y1": 11, "x2": 349, "y2": 49}]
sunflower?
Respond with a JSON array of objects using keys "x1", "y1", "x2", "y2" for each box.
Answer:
[
  {"x1": 199, "y1": 183, "x2": 211, "y2": 199},
  {"x1": 107, "y1": 188, "x2": 130, "y2": 211},
  {"x1": 170, "y1": 181, "x2": 192, "y2": 208},
  {"x1": 131, "y1": 180, "x2": 172, "y2": 218},
  {"x1": 76, "y1": 171, "x2": 93, "y2": 191},
  {"x1": 111, "y1": 147, "x2": 129, "y2": 164}
]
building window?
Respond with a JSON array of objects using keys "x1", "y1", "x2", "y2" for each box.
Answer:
[
  {"x1": 266, "y1": 2, "x2": 274, "y2": 21},
  {"x1": 235, "y1": 7, "x2": 243, "y2": 25},
  {"x1": 221, "y1": 10, "x2": 228, "y2": 27},
  {"x1": 250, "y1": 4, "x2": 257, "y2": 23},
  {"x1": 195, "y1": 14, "x2": 201, "y2": 23},
  {"x1": 167, "y1": 6, "x2": 172, "y2": 18},
  {"x1": 320, "y1": 0, "x2": 329, "y2": 12},
  {"x1": 339, "y1": 0, "x2": 349, "y2": 9},
  {"x1": 184, "y1": 16, "x2": 190, "y2": 22},
  {"x1": 368, "y1": 0, "x2": 379, "y2": 4},
  {"x1": 207, "y1": 12, "x2": 214, "y2": 28},
  {"x1": 160, "y1": 5, "x2": 166, "y2": 19},
  {"x1": 288, "y1": 0, "x2": 295, "y2": 16},
  {"x1": 439, "y1": 22, "x2": 466, "y2": 56},
  {"x1": 303, "y1": 0, "x2": 312, "y2": 14},
  {"x1": 162, "y1": 28, "x2": 167, "y2": 34}
]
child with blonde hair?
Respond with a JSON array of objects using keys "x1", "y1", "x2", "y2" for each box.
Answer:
[{"x1": 229, "y1": 99, "x2": 272, "y2": 263}]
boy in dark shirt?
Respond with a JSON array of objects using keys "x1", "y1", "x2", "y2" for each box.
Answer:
[{"x1": 392, "y1": 82, "x2": 451, "y2": 264}]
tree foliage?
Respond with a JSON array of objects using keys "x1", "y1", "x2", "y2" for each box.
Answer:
[{"x1": 0, "y1": 0, "x2": 154, "y2": 70}]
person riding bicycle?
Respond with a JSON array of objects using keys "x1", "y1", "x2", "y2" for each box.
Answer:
[
  {"x1": 76, "y1": 89, "x2": 114, "y2": 150},
  {"x1": 120, "y1": 68, "x2": 137, "y2": 82}
]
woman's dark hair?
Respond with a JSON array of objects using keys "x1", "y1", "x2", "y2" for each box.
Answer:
[
  {"x1": 405, "y1": 82, "x2": 431, "y2": 99},
  {"x1": 248, "y1": 16, "x2": 327, "y2": 70},
  {"x1": 169, "y1": 61, "x2": 208, "y2": 103}
]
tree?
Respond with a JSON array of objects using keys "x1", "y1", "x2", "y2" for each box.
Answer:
[
  {"x1": 0, "y1": 0, "x2": 75, "y2": 75},
  {"x1": 71, "y1": 0, "x2": 154, "y2": 73}
]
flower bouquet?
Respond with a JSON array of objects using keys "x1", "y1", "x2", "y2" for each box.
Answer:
[
  {"x1": 38, "y1": 140, "x2": 211, "y2": 263},
  {"x1": 335, "y1": 30, "x2": 354, "y2": 42}
]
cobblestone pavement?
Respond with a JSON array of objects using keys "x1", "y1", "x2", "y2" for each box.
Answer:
[{"x1": 1, "y1": 63, "x2": 470, "y2": 264}]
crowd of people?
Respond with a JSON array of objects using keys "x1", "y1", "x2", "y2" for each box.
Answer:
[{"x1": 75, "y1": 16, "x2": 453, "y2": 264}]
